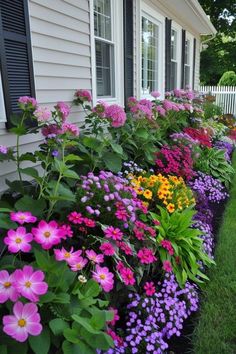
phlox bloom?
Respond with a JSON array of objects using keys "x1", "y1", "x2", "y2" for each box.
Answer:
[
  {"x1": 3, "y1": 302, "x2": 42, "y2": 342},
  {"x1": 14, "y1": 266, "x2": 48, "y2": 302},
  {"x1": 4, "y1": 227, "x2": 33, "y2": 253},
  {"x1": 0, "y1": 270, "x2": 19, "y2": 303},
  {"x1": 144, "y1": 281, "x2": 156, "y2": 296}
]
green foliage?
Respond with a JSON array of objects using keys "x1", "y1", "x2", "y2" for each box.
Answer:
[
  {"x1": 202, "y1": 101, "x2": 222, "y2": 120},
  {"x1": 218, "y1": 71, "x2": 236, "y2": 86},
  {"x1": 151, "y1": 207, "x2": 214, "y2": 286},
  {"x1": 195, "y1": 147, "x2": 235, "y2": 187}
]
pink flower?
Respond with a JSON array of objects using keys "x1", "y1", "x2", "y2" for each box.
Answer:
[
  {"x1": 151, "y1": 91, "x2": 161, "y2": 98},
  {"x1": 34, "y1": 106, "x2": 51, "y2": 122},
  {"x1": 119, "y1": 267, "x2": 135, "y2": 286},
  {"x1": 68, "y1": 212, "x2": 84, "y2": 224},
  {"x1": 55, "y1": 101, "x2": 70, "y2": 121},
  {"x1": 75, "y1": 89, "x2": 92, "y2": 102},
  {"x1": 61, "y1": 122, "x2": 79, "y2": 136},
  {"x1": 92, "y1": 265, "x2": 114, "y2": 292},
  {"x1": 59, "y1": 224, "x2": 73, "y2": 238},
  {"x1": 32, "y1": 220, "x2": 63, "y2": 250},
  {"x1": 83, "y1": 218, "x2": 96, "y2": 228},
  {"x1": 18, "y1": 96, "x2": 37, "y2": 108},
  {"x1": 10, "y1": 211, "x2": 37, "y2": 225},
  {"x1": 86, "y1": 250, "x2": 104, "y2": 264},
  {"x1": 69, "y1": 257, "x2": 88, "y2": 272},
  {"x1": 105, "y1": 104, "x2": 126, "y2": 128},
  {"x1": 108, "y1": 307, "x2": 120, "y2": 326},
  {"x1": 104, "y1": 226, "x2": 123, "y2": 241},
  {"x1": 54, "y1": 247, "x2": 82, "y2": 264},
  {"x1": 0, "y1": 271, "x2": 19, "y2": 303},
  {"x1": 100, "y1": 242, "x2": 115, "y2": 256},
  {"x1": 155, "y1": 105, "x2": 166, "y2": 117},
  {"x1": 163, "y1": 260, "x2": 173, "y2": 272},
  {"x1": 161, "y1": 240, "x2": 174, "y2": 256},
  {"x1": 137, "y1": 248, "x2": 157, "y2": 264},
  {"x1": 144, "y1": 281, "x2": 155, "y2": 296},
  {"x1": 14, "y1": 266, "x2": 48, "y2": 302},
  {"x1": 3, "y1": 302, "x2": 42, "y2": 342},
  {"x1": 115, "y1": 209, "x2": 128, "y2": 221},
  {"x1": 116, "y1": 241, "x2": 133, "y2": 255},
  {"x1": 4, "y1": 227, "x2": 33, "y2": 253},
  {"x1": 116, "y1": 261, "x2": 125, "y2": 272},
  {"x1": 0, "y1": 145, "x2": 8, "y2": 154},
  {"x1": 41, "y1": 124, "x2": 61, "y2": 137}
]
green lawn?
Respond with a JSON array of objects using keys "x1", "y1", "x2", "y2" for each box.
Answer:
[{"x1": 192, "y1": 152, "x2": 236, "y2": 354}]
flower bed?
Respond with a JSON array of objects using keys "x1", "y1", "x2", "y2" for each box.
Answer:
[{"x1": 0, "y1": 89, "x2": 235, "y2": 354}]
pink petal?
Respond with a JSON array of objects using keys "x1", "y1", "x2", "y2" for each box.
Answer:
[
  {"x1": 8, "y1": 244, "x2": 22, "y2": 253},
  {"x1": 20, "y1": 243, "x2": 32, "y2": 252},
  {"x1": 14, "y1": 327, "x2": 29, "y2": 342},
  {"x1": 30, "y1": 270, "x2": 45, "y2": 283},
  {"x1": 22, "y1": 265, "x2": 33, "y2": 277},
  {"x1": 0, "y1": 270, "x2": 9, "y2": 282},
  {"x1": 31, "y1": 282, "x2": 48, "y2": 295},
  {"x1": 13, "y1": 302, "x2": 24, "y2": 319},
  {"x1": 3, "y1": 322, "x2": 19, "y2": 337},
  {"x1": 26, "y1": 322, "x2": 42, "y2": 336},
  {"x1": 24, "y1": 233, "x2": 33, "y2": 242},
  {"x1": 3, "y1": 315, "x2": 17, "y2": 326},
  {"x1": 7, "y1": 229, "x2": 16, "y2": 238},
  {"x1": 0, "y1": 292, "x2": 9, "y2": 303},
  {"x1": 17, "y1": 227, "x2": 27, "y2": 235},
  {"x1": 22, "y1": 303, "x2": 38, "y2": 318}
]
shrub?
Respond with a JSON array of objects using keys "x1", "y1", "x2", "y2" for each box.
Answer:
[{"x1": 218, "y1": 71, "x2": 236, "y2": 86}]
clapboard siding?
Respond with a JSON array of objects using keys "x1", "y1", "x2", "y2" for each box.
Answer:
[
  {"x1": 194, "y1": 38, "x2": 200, "y2": 89},
  {"x1": 0, "y1": 0, "x2": 91, "y2": 192}
]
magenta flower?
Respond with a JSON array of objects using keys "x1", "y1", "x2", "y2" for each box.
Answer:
[
  {"x1": 69, "y1": 257, "x2": 88, "y2": 272},
  {"x1": 119, "y1": 266, "x2": 135, "y2": 286},
  {"x1": 100, "y1": 242, "x2": 115, "y2": 256},
  {"x1": 92, "y1": 265, "x2": 114, "y2": 292},
  {"x1": 86, "y1": 250, "x2": 104, "y2": 264},
  {"x1": 151, "y1": 91, "x2": 161, "y2": 98},
  {"x1": 108, "y1": 307, "x2": 120, "y2": 326},
  {"x1": 0, "y1": 145, "x2": 8, "y2": 154},
  {"x1": 59, "y1": 224, "x2": 73, "y2": 238},
  {"x1": 18, "y1": 96, "x2": 37, "y2": 108},
  {"x1": 83, "y1": 218, "x2": 96, "y2": 228},
  {"x1": 4, "y1": 227, "x2": 33, "y2": 253},
  {"x1": 0, "y1": 270, "x2": 19, "y2": 303},
  {"x1": 116, "y1": 241, "x2": 133, "y2": 256},
  {"x1": 144, "y1": 281, "x2": 156, "y2": 296},
  {"x1": 137, "y1": 248, "x2": 157, "y2": 264},
  {"x1": 3, "y1": 302, "x2": 42, "y2": 342},
  {"x1": 34, "y1": 106, "x2": 51, "y2": 122},
  {"x1": 68, "y1": 211, "x2": 84, "y2": 224},
  {"x1": 10, "y1": 211, "x2": 37, "y2": 225},
  {"x1": 75, "y1": 89, "x2": 92, "y2": 102},
  {"x1": 55, "y1": 101, "x2": 70, "y2": 121},
  {"x1": 61, "y1": 122, "x2": 79, "y2": 136},
  {"x1": 104, "y1": 226, "x2": 123, "y2": 241},
  {"x1": 163, "y1": 260, "x2": 173, "y2": 272},
  {"x1": 32, "y1": 220, "x2": 63, "y2": 250},
  {"x1": 14, "y1": 266, "x2": 48, "y2": 302},
  {"x1": 105, "y1": 104, "x2": 126, "y2": 128},
  {"x1": 161, "y1": 240, "x2": 174, "y2": 256},
  {"x1": 54, "y1": 247, "x2": 82, "y2": 264}
]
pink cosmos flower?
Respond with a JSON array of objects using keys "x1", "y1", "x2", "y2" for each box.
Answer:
[
  {"x1": 119, "y1": 266, "x2": 135, "y2": 286},
  {"x1": 104, "y1": 226, "x2": 123, "y2": 241},
  {"x1": 100, "y1": 242, "x2": 115, "y2": 256},
  {"x1": 151, "y1": 91, "x2": 161, "y2": 98},
  {"x1": 14, "y1": 266, "x2": 48, "y2": 302},
  {"x1": 137, "y1": 248, "x2": 157, "y2": 264},
  {"x1": 18, "y1": 96, "x2": 37, "y2": 108},
  {"x1": 34, "y1": 106, "x2": 51, "y2": 122},
  {"x1": 32, "y1": 220, "x2": 63, "y2": 250},
  {"x1": 163, "y1": 260, "x2": 173, "y2": 272},
  {"x1": 69, "y1": 257, "x2": 88, "y2": 272},
  {"x1": 144, "y1": 281, "x2": 156, "y2": 296},
  {"x1": 0, "y1": 145, "x2": 8, "y2": 154},
  {"x1": 108, "y1": 307, "x2": 120, "y2": 326},
  {"x1": 75, "y1": 89, "x2": 92, "y2": 102},
  {"x1": 3, "y1": 302, "x2": 42, "y2": 342},
  {"x1": 4, "y1": 227, "x2": 33, "y2": 253},
  {"x1": 61, "y1": 122, "x2": 79, "y2": 136},
  {"x1": 161, "y1": 240, "x2": 174, "y2": 256},
  {"x1": 92, "y1": 265, "x2": 114, "y2": 292},
  {"x1": 54, "y1": 247, "x2": 82, "y2": 264},
  {"x1": 55, "y1": 101, "x2": 70, "y2": 121},
  {"x1": 105, "y1": 104, "x2": 126, "y2": 128},
  {"x1": 86, "y1": 250, "x2": 104, "y2": 264},
  {"x1": 10, "y1": 211, "x2": 37, "y2": 225},
  {"x1": 68, "y1": 211, "x2": 84, "y2": 224},
  {"x1": 0, "y1": 270, "x2": 19, "y2": 303}
]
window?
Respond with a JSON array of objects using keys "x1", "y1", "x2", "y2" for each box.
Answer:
[
  {"x1": 170, "y1": 29, "x2": 178, "y2": 90},
  {"x1": 141, "y1": 16, "x2": 159, "y2": 96},
  {"x1": 94, "y1": 0, "x2": 115, "y2": 98},
  {"x1": 184, "y1": 37, "x2": 192, "y2": 88}
]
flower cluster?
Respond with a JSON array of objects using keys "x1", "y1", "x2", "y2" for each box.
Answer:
[
  {"x1": 214, "y1": 140, "x2": 234, "y2": 162},
  {"x1": 105, "y1": 104, "x2": 127, "y2": 128},
  {"x1": 183, "y1": 127, "x2": 212, "y2": 147}
]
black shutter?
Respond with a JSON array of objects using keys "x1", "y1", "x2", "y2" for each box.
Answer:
[
  {"x1": 0, "y1": 0, "x2": 35, "y2": 128},
  {"x1": 165, "y1": 18, "x2": 172, "y2": 92},
  {"x1": 192, "y1": 38, "x2": 196, "y2": 90},
  {"x1": 181, "y1": 29, "x2": 186, "y2": 89},
  {"x1": 123, "y1": 0, "x2": 133, "y2": 105}
]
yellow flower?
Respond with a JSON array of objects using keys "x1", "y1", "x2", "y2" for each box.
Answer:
[
  {"x1": 167, "y1": 203, "x2": 175, "y2": 213},
  {"x1": 143, "y1": 189, "x2": 153, "y2": 200}
]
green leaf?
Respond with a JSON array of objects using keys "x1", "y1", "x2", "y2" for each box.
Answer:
[
  {"x1": 110, "y1": 142, "x2": 123, "y2": 155},
  {"x1": 103, "y1": 152, "x2": 122, "y2": 172},
  {"x1": 54, "y1": 293, "x2": 71, "y2": 304},
  {"x1": 64, "y1": 154, "x2": 82, "y2": 162},
  {"x1": 0, "y1": 208, "x2": 12, "y2": 212},
  {"x1": 20, "y1": 167, "x2": 39, "y2": 179},
  {"x1": 62, "y1": 340, "x2": 94, "y2": 354},
  {"x1": 63, "y1": 328, "x2": 80, "y2": 344},
  {"x1": 0, "y1": 213, "x2": 17, "y2": 229},
  {"x1": 47, "y1": 181, "x2": 76, "y2": 202},
  {"x1": 19, "y1": 152, "x2": 36, "y2": 163},
  {"x1": 49, "y1": 318, "x2": 69, "y2": 336},
  {"x1": 136, "y1": 128, "x2": 149, "y2": 139},
  {"x1": 72, "y1": 315, "x2": 101, "y2": 334},
  {"x1": 29, "y1": 327, "x2": 50, "y2": 354},
  {"x1": 83, "y1": 280, "x2": 101, "y2": 298},
  {"x1": 10, "y1": 126, "x2": 27, "y2": 136},
  {"x1": 33, "y1": 248, "x2": 51, "y2": 270},
  {"x1": 0, "y1": 345, "x2": 7, "y2": 354},
  {"x1": 63, "y1": 169, "x2": 80, "y2": 179},
  {"x1": 15, "y1": 196, "x2": 46, "y2": 217}
]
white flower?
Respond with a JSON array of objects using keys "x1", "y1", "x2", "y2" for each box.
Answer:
[{"x1": 78, "y1": 275, "x2": 87, "y2": 283}]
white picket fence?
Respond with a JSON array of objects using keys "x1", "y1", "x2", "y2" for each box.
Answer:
[{"x1": 199, "y1": 86, "x2": 236, "y2": 115}]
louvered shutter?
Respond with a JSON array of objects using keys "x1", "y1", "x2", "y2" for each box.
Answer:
[
  {"x1": 192, "y1": 38, "x2": 196, "y2": 90},
  {"x1": 0, "y1": 0, "x2": 35, "y2": 128},
  {"x1": 165, "y1": 18, "x2": 172, "y2": 92},
  {"x1": 123, "y1": 0, "x2": 133, "y2": 105},
  {"x1": 181, "y1": 29, "x2": 186, "y2": 89}
]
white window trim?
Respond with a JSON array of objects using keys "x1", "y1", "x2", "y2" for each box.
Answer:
[
  {"x1": 184, "y1": 32, "x2": 194, "y2": 89},
  {"x1": 135, "y1": 2, "x2": 165, "y2": 100},
  {"x1": 90, "y1": 0, "x2": 124, "y2": 106},
  {"x1": 0, "y1": 71, "x2": 6, "y2": 123},
  {"x1": 171, "y1": 21, "x2": 182, "y2": 90}
]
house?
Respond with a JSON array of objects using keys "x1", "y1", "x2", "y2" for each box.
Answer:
[{"x1": 0, "y1": 0, "x2": 216, "y2": 192}]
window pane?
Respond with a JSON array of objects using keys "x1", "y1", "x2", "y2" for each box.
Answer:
[
  {"x1": 141, "y1": 17, "x2": 158, "y2": 95},
  {"x1": 94, "y1": 0, "x2": 111, "y2": 40},
  {"x1": 95, "y1": 40, "x2": 114, "y2": 97},
  {"x1": 184, "y1": 65, "x2": 190, "y2": 87},
  {"x1": 171, "y1": 29, "x2": 177, "y2": 60},
  {"x1": 185, "y1": 39, "x2": 190, "y2": 65},
  {"x1": 170, "y1": 61, "x2": 177, "y2": 90}
]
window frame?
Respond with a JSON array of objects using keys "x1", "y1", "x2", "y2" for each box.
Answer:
[
  {"x1": 90, "y1": 0, "x2": 124, "y2": 106},
  {"x1": 170, "y1": 21, "x2": 182, "y2": 90},
  {"x1": 184, "y1": 32, "x2": 194, "y2": 89},
  {"x1": 0, "y1": 71, "x2": 6, "y2": 123},
  {"x1": 138, "y1": 3, "x2": 165, "y2": 100}
]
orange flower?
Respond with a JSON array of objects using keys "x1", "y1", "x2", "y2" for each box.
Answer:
[{"x1": 167, "y1": 203, "x2": 175, "y2": 213}]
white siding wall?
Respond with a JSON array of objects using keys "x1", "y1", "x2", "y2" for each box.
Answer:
[
  {"x1": 0, "y1": 0, "x2": 91, "y2": 193},
  {"x1": 194, "y1": 38, "x2": 201, "y2": 88}
]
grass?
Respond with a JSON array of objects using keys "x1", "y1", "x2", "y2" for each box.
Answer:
[{"x1": 192, "y1": 152, "x2": 236, "y2": 354}]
